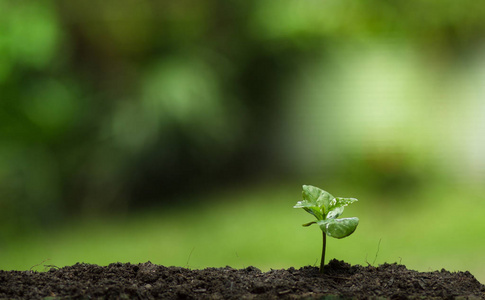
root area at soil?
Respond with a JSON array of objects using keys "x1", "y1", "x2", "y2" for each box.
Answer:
[{"x1": 1, "y1": 259, "x2": 484, "y2": 299}]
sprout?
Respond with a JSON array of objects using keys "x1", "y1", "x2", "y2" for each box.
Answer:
[{"x1": 294, "y1": 185, "x2": 359, "y2": 273}]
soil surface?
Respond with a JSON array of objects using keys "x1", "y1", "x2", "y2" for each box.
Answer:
[{"x1": 1, "y1": 259, "x2": 484, "y2": 299}]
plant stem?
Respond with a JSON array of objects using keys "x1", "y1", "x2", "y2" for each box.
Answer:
[{"x1": 320, "y1": 231, "x2": 326, "y2": 273}]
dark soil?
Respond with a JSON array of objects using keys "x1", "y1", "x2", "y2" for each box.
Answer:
[{"x1": 1, "y1": 259, "x2": 484, "y2": 299}]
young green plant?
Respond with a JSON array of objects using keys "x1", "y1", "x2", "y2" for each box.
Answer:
[{"x1": 294, "y1": 185, "x2": 359, "y2": 273}]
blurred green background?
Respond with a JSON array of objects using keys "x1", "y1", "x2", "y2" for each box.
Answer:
[{"x1": 1, "y1": 0, "x2": 485, "y2": 283}]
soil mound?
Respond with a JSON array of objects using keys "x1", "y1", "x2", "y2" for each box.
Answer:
[{"x1": 1, "y1": 259, "x2": 484, "y2": 299}]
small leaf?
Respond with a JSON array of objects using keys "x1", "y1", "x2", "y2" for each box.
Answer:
[
  {"x1": 333, "y1": 197, "x2": 358, "y2": 208},
  {"x1": 326, "y1": 207, "x2": 344, "y2": 219},
  {"x1": 293, "y1": 200, "x2": 323, "y2": 220},
  {"x1": 302, "y1": 221, "x2": 317, "y2": 227},
  {"x1": 326, "y1": 197, "x2": 358, "y2": 219},
  {"x1": 303, "y1": 185, "x2": 334, "y2": 209},
  {"x1": 317, "y1": 217, "x2": 359, "y2": 239},
  {"x1": 294, "y1": 185, "x2": 334, "y2": 219}
]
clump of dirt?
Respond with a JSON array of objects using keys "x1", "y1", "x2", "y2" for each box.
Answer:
[{"x1": 1, "y1": 259, "x2": 483, "y2": 299}]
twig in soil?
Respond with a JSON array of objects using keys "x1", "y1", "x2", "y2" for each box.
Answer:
[
  {"x1": 310, "y1": 257, "x2": 319, "y2": 269},
  {"x1": 372, "y1": 238, "x2": 382, "y2": 265},
  {"x1": 185, "y1": 247, "x2": 195, "y2": 268},
  {"x1": 29, "y1": 259, "x2": 51, "y2": 272},
  {"x1": 366, "y1": 238, "x2": 382, "y2": 266}
]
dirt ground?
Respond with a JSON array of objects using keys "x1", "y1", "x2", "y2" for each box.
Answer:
[{"x1": 1, "y1": 259, "x2": 484, "y2": 299}]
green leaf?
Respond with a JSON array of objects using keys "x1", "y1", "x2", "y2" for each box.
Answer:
[
  {"x1": 293, "y1": 185, "x2": 334, "y2": 220},
  {"x1": 304, "y1": 185, "x2": 335, "y2": 210},
  {"x1": 293, "y1": 202, "x2": 323, "y2": 220},
  {"x1": 326, "y1": 197, "x2": 358, "y2": 219},
  {"x1": 302, "y1": 221, "x2": 317, "y2": 227},
  {"x1": 317, "y1": 217, "x2": 359, "y2": 239},
  {"x1": 333, "y1": 197, "x2": 358, "y2": 208}
]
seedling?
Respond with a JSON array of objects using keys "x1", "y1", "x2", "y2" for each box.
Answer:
[{"x1": 294, "y1": 185, "x2": 359, "y2": 273}]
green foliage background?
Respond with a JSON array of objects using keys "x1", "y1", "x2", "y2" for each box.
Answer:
[{"x1": 1, "y1": 0, "x2": 485, "y2": 282}]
